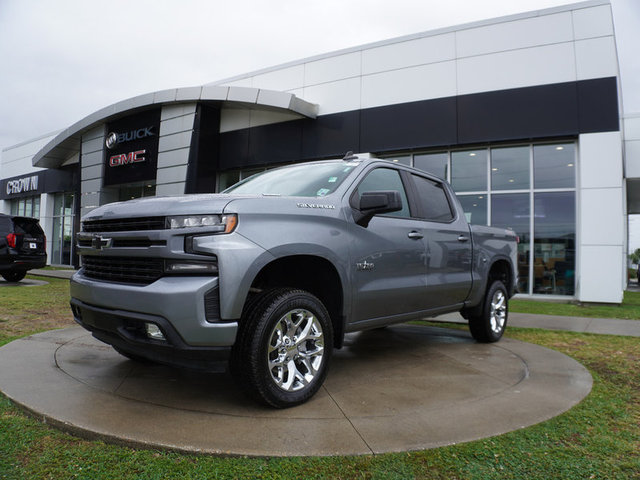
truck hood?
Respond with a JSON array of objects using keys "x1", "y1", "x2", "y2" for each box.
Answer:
[
  {"x1": 82, "y1": 193, "x2": 343, "y2": 222},
  {"x1": 82, "y1": 194, "x2": 238, "y2": 221}
]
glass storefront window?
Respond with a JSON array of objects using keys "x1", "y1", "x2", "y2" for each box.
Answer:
[
  {"x1": 457, "y1": 195, "x2": 487, "y2": 225},
  {"x1": 533, "y1": 192, "x2": 575, "y2": 295},
  {"x1": 534, "y1": 144, "x2": 575, "y2": 189},
  {"x1": 218, "y1": 171, "x2": 240, "y2": 191},
  {"x1": 381, "y1": 141, "x2": 577, "y2": 296},
  {"x1": 118, "y1": 183, "x2": 156, "y2": 201},
  {"x1": 492, "y1": 193, "x2": 531, "y2": 294},
  {"x1": 386, "y1": 155, "x2": 411, "y2": 166},
  {"x1": 8, "y1": 196, "x2": 40, "y2": 219},
  {"x1": 414, "y1": 152, "x2": 448, "y2": 180},
  {"x1": 491, "y1": 146, "x2": 529, "y2": 190},
  {"x1": 51, "y1": 192, "x2": 75, "y2": 266},
  {"x1": 451, "y1": 150, "x2": 487, "y2": 192}
]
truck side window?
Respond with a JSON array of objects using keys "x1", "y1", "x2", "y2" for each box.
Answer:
[
  {"x1": 356, "y1": 168, "x2": 411, "y2": 218},
  {"x1": 411, "y1": 174, "x2": 454, "y2": 222}
]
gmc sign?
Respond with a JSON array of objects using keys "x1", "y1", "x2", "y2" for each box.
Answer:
[{"x1": 109, "y1": 150, "x2": 146, "y2": 167}]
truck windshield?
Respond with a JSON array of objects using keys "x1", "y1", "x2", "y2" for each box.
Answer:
[{"x1": 223, "y1": 161, "x2": 358, "y2": 197}]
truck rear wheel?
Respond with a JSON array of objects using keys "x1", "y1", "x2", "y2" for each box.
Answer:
[
  {"x1": 468, "y1": 280, "x2": 508, "y2": 343},
  {"x1": 231, "y1": 288, "x2": 333, "y2": 408}
]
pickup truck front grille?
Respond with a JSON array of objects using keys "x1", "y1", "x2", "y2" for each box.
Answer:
[
  {"x1": 82, "y1": 256, "x2": 164, "y2": 285},
  {"x1": 77, "y1": 238, "x2": 166, "y2": 248},
  {"x1": 83, "y1": 216, "x2": 166, "y2": 232}
]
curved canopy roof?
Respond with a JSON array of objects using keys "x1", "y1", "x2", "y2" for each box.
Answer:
[{"x1": 33, "y1": 85, "x2": 318, "y2": 168}]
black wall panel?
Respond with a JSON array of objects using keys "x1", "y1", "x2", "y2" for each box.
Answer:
[
  {"x1": 457, "y1": 82, "x2": 580, "y2": 144},
  {"x1": 217, "y1": 77, "x2": 619, "y2": 171},
  {"x1": 219, "y1": 129, "x2": 249, "y2": 171},
  {"x1": 361, "y1": 97, "x2": 457, "y2": 152},
  {"x1": 185, "y1": 104, "x2": 221, "y2": 194},
  {"x1": 577, "y1": 77, "x2": 619, "y2": 134},
  {"x1": 301, "y1": 110, "x2": 360, "y2": 160},
  {"x1": 248, "y1": 120, "x2": 303, "y2": 165}
]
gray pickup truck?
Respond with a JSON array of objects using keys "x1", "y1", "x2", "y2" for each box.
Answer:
[{"x1": 70, "y1": 154, "x2": 517, "y2": 407}]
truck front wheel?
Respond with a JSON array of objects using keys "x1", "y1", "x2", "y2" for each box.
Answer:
[
  {"x1": 468, "y1": 280, "x2": 508, "y2": 343},
  {"x1": 231, "y1": 288, "x2": 333, "y2": 408}
]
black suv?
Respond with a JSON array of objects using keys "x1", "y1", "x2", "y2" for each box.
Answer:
[{"x1": 0, "y1": 214, "x2": 47, "y2": 282}]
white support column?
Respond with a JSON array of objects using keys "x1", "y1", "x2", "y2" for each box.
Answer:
[
  {"x1": 577, "y1": 131, "x2": 625, "y2": 303},
  {"x1": 39, "y1": 193, "x2": 55, "y2": 264}
]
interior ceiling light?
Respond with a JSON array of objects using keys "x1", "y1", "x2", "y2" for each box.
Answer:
[
  {"x1": 556, "y1": 146, "x2": 564, "y2": 150},
  {"x1": 567, "y1": 163, "x2": 574, "y2": 167},
  {"x1": 469, "y1": 153, "x2": 476, "y2": 157},
  {"x1": 492, "y1": 167, "x2": 498, "y2": 171}
]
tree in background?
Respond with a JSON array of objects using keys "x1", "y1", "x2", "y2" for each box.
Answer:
[{"x1": 629, "y1": 248, "x2": 640, "y2": 280}]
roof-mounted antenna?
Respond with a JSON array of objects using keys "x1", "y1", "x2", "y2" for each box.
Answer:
[{"x1": 343, "y1": 151, "x2": 358, "y2": 162}]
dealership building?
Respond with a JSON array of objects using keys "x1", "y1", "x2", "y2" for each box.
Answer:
[{"x1": 1, "y1": 0, "x2": 637, "y2": 304}]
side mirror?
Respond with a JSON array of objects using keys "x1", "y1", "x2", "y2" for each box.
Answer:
[{"x1": 355, "y1": 190, "x2": 403, "y2": 227}]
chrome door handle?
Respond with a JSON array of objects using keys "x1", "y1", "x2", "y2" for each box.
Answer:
[
  {"x1": 408, "y1": 231, "x2": 423, "y2": 240},
  {"x1": 458, "y1": 235, "x2": 469, "y2": 242}
]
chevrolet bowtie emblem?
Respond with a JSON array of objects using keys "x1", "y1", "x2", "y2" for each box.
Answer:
[{"x1": 91, "y1": 235, "x2": 112, "y2": 250}]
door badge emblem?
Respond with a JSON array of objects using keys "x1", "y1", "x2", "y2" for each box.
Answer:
[{"x1": 356, "y1": 260, "x2": 375, "y2": 271}]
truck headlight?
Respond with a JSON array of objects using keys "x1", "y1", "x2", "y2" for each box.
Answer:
[{"x1": 166, "y1": 214, "x2": 237, "y2": 233}]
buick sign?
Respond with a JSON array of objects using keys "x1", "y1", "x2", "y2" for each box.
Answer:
[
  {"x1": 105, "y1": 126, "x2": 155, "y2": 149},
  {"x1": 105, "y1": 132, "x2": 118, "y2": 149}
]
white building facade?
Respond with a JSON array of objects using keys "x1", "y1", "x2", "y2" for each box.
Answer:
[{"x1": 1, "y1": 0, "x2": 634, "y2": 303}]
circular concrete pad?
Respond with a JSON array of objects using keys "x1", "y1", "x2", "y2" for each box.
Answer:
[{"x1": 0, "y1": 325, "x2": 591, "y2": 456}]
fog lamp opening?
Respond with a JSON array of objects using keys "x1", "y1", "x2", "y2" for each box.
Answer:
[{"x1": 145, "y1": 323, "x2": 166, "y2": 341}]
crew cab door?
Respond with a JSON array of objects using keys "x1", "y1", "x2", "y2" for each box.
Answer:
[
  {"x1": 407, "y1": 173, "x2": 473, "y2": 308},
  {"x1": 348, "y1": 167, "x2": 429, "y2": 324}
]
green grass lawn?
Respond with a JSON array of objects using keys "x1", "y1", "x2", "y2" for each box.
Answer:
[
  {"x1": 510, "y1": 290, "x2": 640, "y2": 320},
  {"x1": 0, "y1": 277, "x2": 638, "y2": 479}
]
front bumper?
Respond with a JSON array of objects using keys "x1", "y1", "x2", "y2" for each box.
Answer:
[
  {"x1": 70, "y1": 271, "x2": 238, "y2": 348},
  {"x1": 70, "y1": 298, "x2": 231, "y2": 370}
]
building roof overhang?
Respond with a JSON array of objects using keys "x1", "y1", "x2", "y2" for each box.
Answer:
[{"x1": 33, "y1": 85, "x2": 318, "y2": 168}]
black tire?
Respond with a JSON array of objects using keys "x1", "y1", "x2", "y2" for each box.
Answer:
[
  {"x1": 468, "y1": 280, "x2": 508, "y2": 343},
  {"x1": 231, "y1": 288, "x2": 333, "y2": 408},
  {"x1": 2, "y1": 271, "x2": 26, "y2": 282}
]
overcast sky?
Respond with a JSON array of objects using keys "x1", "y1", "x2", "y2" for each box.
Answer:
[{"x1": 0, "y1": 0, "x2": 638, "y2": 151}]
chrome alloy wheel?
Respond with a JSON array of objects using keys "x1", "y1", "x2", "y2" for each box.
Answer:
[
  {"x1": 267, "y1": 308, "x2": 325, "y2": 392},
  {"x1": 489, "y1": 289, "x2": 507, "y2": 334}
]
